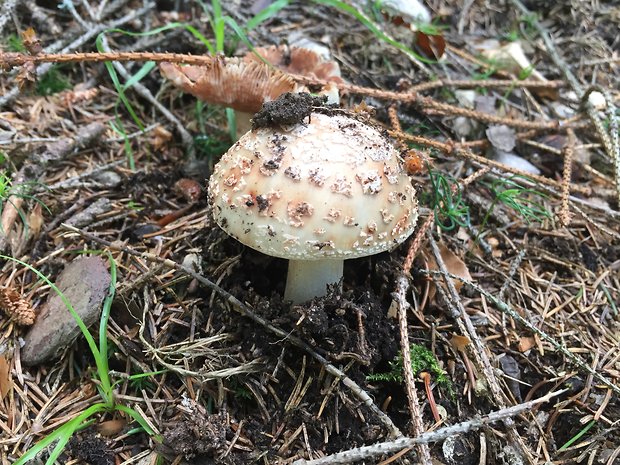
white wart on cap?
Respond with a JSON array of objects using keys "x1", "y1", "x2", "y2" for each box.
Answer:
[{"x1": 208, "y1": 108, "x2": 418, "y2": 303}]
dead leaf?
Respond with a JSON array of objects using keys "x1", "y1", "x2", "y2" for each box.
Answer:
[
  {"x1": 149, "y1": 125, "x2": 173, "y2": 151},
  {"x1": 426, "y1": 243, "x2": 472, "y2": 301},
  {"x1": 450, "y1": 334, "x2": 471, "y2": 352},
  {"x1": 379, "y1": 0, "x2": 431, "y2": 25},
  {"x1": 97, "y1": 418, "x2": 127, "y2": 436},
  {"x1": 416, "y1": 31, "x2": 446, "y2": 60},
  {"x1": 15, "y1": 61, "x2": 36, "y2": 91},
  {"x1": 21, "y1": 27, "x2": 42, "y2": 55},
  {"x1": 0, "y1": 355, "x2": 13, "y2": 400},
  {"x1": 28, "y1": 203, "x2": 44, "y2": 239},
  {"x1": 518, "y1": 336, "x2": 536, "y2": 353}
]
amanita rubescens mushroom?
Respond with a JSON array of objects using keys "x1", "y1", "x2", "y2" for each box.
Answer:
[{"x1": 208, "y1": 94, "x2": 418, "y2": 303}]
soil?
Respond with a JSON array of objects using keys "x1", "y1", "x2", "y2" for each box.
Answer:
[
  {"x1": 252, "y1": 92, "x2": 329, "y2": 129},
  {"x1": 67, "y1": 435, "x2": 114, "y2": 465}
]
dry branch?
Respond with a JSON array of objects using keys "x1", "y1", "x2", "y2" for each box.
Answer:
[{"x1": 292, "y1": 389, "x2": 565, "y2": 465}]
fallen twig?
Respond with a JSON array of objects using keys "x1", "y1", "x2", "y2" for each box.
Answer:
[
  {"x1": 558, "y1": 129, "x2": 576, "y2": 226},
  {"x1": 292, "y1": 389, "x2": 565, "y2": 465}
]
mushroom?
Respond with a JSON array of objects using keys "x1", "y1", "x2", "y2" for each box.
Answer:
[
  {"x1": 208, "y1": 95, "x2": 418, "y2": 303},
  {"x1": 160, "y1": 46, "x2": 343, "y2": 137}
]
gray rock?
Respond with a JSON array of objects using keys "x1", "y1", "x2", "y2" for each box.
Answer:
[
  {"x1": 21, "y1": 257, "x2": 111, "y2": 366},
  {"x1": 92, "y1": 170, "x2": 122, "y2": 188}
]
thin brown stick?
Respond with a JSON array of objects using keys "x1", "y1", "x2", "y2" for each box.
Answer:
[
  {"x1": 395, "y1": 272, "x2": 432, "y2": 463},
  {"x1": 558, "y1": 129, "x2": 576, "y2": 226},
  {"x1": 0, "y1": 51, "x2": 576, "y2": 133},
  {"x1": 391, "y1": 130, "x2": 592, "y2": 196}
]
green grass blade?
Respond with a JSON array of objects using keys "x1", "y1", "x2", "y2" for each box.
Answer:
[
  {"x1": 122, "y1": 61, "x2": 156, "y2": 91},
  {"x1": 109, "y1": 118, "x2": 135, "y2": 170},
  {"x1": 558, "y1": 420, "x2": 596, "y2": 451},
  {"x1": 211, "y1": 0, "x2": 225, "y2": 52},
  {"x1": 246, "y1": 0, "x2": 291, "y2": 30},
  {"x1": 96, "y1": 34, "x2": 144, "y2": 131},
  {"x1": 13, "y1": 403, "x2": 108, "y2": 465},
  {"x1": 97, "y1": 251, "x2": 117, "y2": 401},
  {"x1": 226, "y1": 107, "x2": 237, "y2": 141}
]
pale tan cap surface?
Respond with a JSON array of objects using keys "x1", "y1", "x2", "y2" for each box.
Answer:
[{"x1": 208, "y1": 112, "x2": 418, "y2": 260}]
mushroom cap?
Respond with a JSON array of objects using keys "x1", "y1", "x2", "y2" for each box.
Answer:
[
  {"x1": 159, "y1": 56, "x2": 297, "y2": 113},
  {"x1": 245, "y1": 45, "x2": 344, "y2": 84},
  {"x1": 208, "y1": 112, "x2": 418, "y2": 260}
]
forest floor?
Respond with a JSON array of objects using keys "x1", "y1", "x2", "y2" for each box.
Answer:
[{"x1": 0, "y1": 1, "x2": 618, "y2": 464}]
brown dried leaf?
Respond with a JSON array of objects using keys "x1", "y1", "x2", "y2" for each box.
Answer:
[
  {"x1": 160, "y1": 56, "x2": 297, "y2": 113},
  {"x1": 0, "y1": 287, "x2": 36, "y2": 326},
  {"x1": 0, "y1": 355, "x2": 12, "y2": 400},
  {"x1": 450, "y1": 334, "x2": 471, "y2": 352},
  {"x1": 416, "y1": 31, "x2": 446, "y2": 60},
  {"x1": 517, "y1": 336, "x2": 535, "y2": 353},
  {"x1": 21, "y1": 27, "x2": 42, "y2": 55},
  {"x1": 15, "y1": 61, "x2": 36, "y2": 91},
  {"x1": 28, "y1": 203, "x2": 44, "y2": 239},
  {"x1": 426, "y1": 243, "x2": 472, "y2": 301},
  {"x1": 149, "y1": 125, "x2": 173, "y2": 151}
]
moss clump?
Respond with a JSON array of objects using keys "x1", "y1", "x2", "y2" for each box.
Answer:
[{"x1": 367, "y1": 344, "x2": 454, "y2": 396}]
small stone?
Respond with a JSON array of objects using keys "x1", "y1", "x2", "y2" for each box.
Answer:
[
  {"x1": 21, "y1": 257, "x2": 111, "y2": 366},
  {"x1": 92, "y1": 170, "x2": 122, "y2": 188},
  {"x1": 486, "y1": 125, "x2": 516, "y2": 152}
]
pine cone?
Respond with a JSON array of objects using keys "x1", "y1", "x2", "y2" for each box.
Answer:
[{"x1": 0, "y1": 287, "x2": 36, "y2": 326}]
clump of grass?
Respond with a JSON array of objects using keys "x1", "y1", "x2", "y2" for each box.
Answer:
[
  {"x1": 5, "y1": 33, "x2": 26, "y2": 52},
  {"x1": 6, "y1": 253, "x2": 160, "y2": 465},
  {"x1": 368, "y1": 344, "x2": 454, "y2": 396},
  {"x1": 480, "y1": 175, "x2": 551, "y2": 230},
  {"x1": 427, "y1": 169, "x2": 471, "y2": 231}
]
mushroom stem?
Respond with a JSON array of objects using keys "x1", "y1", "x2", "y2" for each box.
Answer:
[
  {"x1": 234, "y1": 110, "x2": 254, "y2": 139},
  {"x1": 284, "y1": 259, "x2": 344, "y2": 304}
]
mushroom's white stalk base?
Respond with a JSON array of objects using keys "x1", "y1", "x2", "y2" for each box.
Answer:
[
  {"x1": 234, "y1": 110, "x2": 254, "y2": 139},
  {"x1": 284, "y1": 259, "x2": 344, "y2": 304}
]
